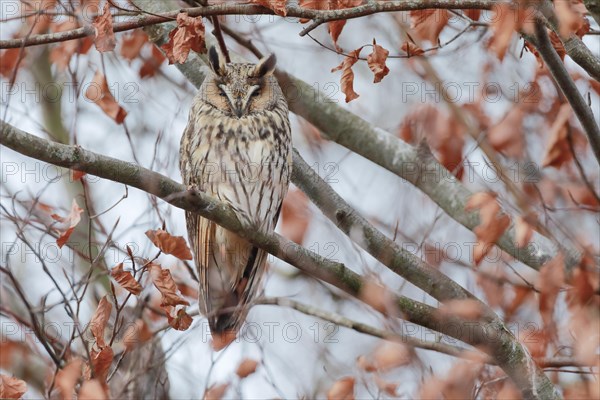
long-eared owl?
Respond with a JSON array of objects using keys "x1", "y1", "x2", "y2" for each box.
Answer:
[{"x1": 180, "y1": 46, "x2": 291, "y2": 347}]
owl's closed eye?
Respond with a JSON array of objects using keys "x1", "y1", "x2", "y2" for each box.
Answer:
[{"x1": 202, "y1": 47, "x2": 278, "y2": 118}]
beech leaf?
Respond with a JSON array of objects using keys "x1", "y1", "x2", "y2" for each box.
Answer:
[
  {"x1": 465, "y1": 192, "x2": 510, "y2": 265},
  {"x1": 79, "y1": 379, "x2": 108, "y2": 400},
  {"x1": 92, "y1": 3, "x2": 116, "y2": 52},
  {"x1": 55, "y1": 358, "x2": 83, "y2": 400},
  {"x1": 327, "y1": 377, "x2": 355, "y2": 400},
  {"x1": 331, "y1": 47, "x2": 363, "y2": 103},
  {"x1": 367, "y1": 39, "x2": 390, "y2": 83},
  {"x1": 166, "y1": 307, "x2": 193, "y2": 331},
  {"x1": 85, "y1": 71, "x2": 127, "y2": 124},
  {"x1": 149, "y1": 264, "x2": 190, "y2": 307},
  {"x1": 90, "y1": 296, "x2": 112, "y2": 348},
  {"x1": 410, "y1": 9, "x2": 450, "y2": 44},
  {"x1": 110, "y1": 263, "x2": 142, "y2": 295},
  {"x1": 236, "y1": 358, "x2": 259, "y2": 378},
  {"x1": 51, "y1": 199, "x2": 83, "y2": 248},
  {"x1": 145, "y1": 229, "x2": 193, "y2": 260},
  {"x1": 0, "y1": 375, "x2": 27, "y2": 399},
  {"x1": 250, "y1": 0, "x2": 287, "y2": 16},
  {"x1": 161, "y1": 12, "x2": 206, "y2": 64}
]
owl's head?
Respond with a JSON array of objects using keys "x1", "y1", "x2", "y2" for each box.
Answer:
[{"x1": 202, "y1": 46, "x2": 280, "y2": 118}]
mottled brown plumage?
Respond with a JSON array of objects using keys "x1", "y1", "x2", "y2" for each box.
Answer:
[{"x1": 180, "y1": 47, "x2": 291, "y2": 342}]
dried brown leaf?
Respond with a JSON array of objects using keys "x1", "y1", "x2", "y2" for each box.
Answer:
[
  {"x1": 93, "y1": 2, "x2": 115, "y2": 52},
  {"x1": 79, "y1": 379, "x2": 108, "y2": 400},
  {"x1": 120, "y1": 29, "x2": 148, "y2": 61},
  {"x1": 537, "y1": 253, "x2": 565, "y2": 331},
  {"x1": 204, "y1": 383, "x2": 229, "y2": 400},
  {"x1": 110, "y1": 263, "x2": 142, "y2": 295},
  {"x1": 561, "y1": 183, "x2": 600, "y2": 207},
  {"x1": 0, "y1": 49, "x2": 22, "y2": 78},
  {"x1": 358, "y1": 281, "x2": 394, "y2": 314},
  {"x1": 90, "y1": 296, "x2": 112, "y2": 348},
  {"x1": 55, "y1": 358, "x2": 83, "y2": 400},
  {"x1": 327, "y1": 376, "x2": 355, "y2": 400},
  {"x1": 555, "y1": 0, "x2": 588, "y2": 37},
  {"x1": 372, "y1": 341, "x2": 412, "y2": 371},
  {"x1": 49, "y1": 20, "x2": 93, "y2": 70},
  {"x1": 149, "y1": 264, "x2": 190, "y2": 307},
  {"x1": 400, "y1": 41, "x2": 425, "y2": 57},
  {"x1": 367, "y1": 39, "x2": 389, "y2": 83},
  {"x1": 161, "y1": 12, "x2": 206, "y2": 64},
  {"x1": 488, "y1": 4, "x2": 533, "y2": 60},
  {"x1": 0, "y1": 375, "x2": 27, "y2": 399},
  {"x1": 487, "y1": 106, "x2": 526, "y2": 158},
  {"x1": 373, "y1": 376, "x2": 398, "y2": 396},
  {"x1": 567, "y1": 261, "x2": 598, "y2": 307},
  {"x1": 356, "y1": 355, "x2": 376, "y2": 372},
  {"x1": 515, "y1": 216, "x2": 534, "y2": 248},
  {"x1": 236, "y1": 359, "x2": 259, "y2": 378},
  {"x1": 166, "y1": 307, "x2": 193, "y2": 331},
  {"x1": 24, "y1": 0, "x2": 56, "y2": 35},
  {"x1": 146, "y1": 229, "x2": 193, "y2": 260},
  {"x1": 465, "y1": 192, "x2": 510, "y2": 265},
  {"x1": 542, "y1": 103, "x2": 573, "y2": 168},
  {"x1": 328, "y1": 20, "x2": 347, "y2": 49},
  {"x1": 410, "y1": 9, "x2": 450, "y2": 44},
  {"x1": 281, "y1": 188, "x2": 310, "y2": 245},
  {"x1": 463, "y1": 9, "x2": 481, "y2": 21},
  {"x1": 400, "y1": 105, "x2": 464, "y2": 179},
  {"x1": 549, "y1": 31, "x2": 567, "y2": 60},
  {"x1": 90, "y1": 346, "x2": 114, "y2": 383},
  {"x1": 85, "y1": 70, "x2": 127, "y2": 124},
  {"x1": 51, "y1": 199, "x2": 83, "y2": 248},
  {"x1": 331, "y1": 47, "x2": 363, "y2": 103},
  {"x1": 251, "y1": 0, "x2": 287, "y2": 16},
  {"x1": 140, "y1": 45, "x2": 166, "y2": 79}
]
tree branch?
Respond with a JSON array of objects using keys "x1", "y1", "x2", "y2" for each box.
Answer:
[
  {"x1": 0, "y1": 119, "x2": 466, "y2": 341},
  {"x1": 1, "y1": 102, "x2": 559, "y2": 400},
  {"x1": 533, "y1": 19, "x2": 600, "y2": 166},
  {"x1": 0, "y1": 1, "x2": 499, "y2": 49}
]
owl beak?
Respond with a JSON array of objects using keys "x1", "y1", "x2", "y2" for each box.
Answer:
[{"x1": 233, "y1": 100, "x2": 246, "y2": 118}]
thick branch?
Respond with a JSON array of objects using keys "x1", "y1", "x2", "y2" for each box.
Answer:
[
  {"x1": 0, "y1": 120, "x2": 480, "y2": 344},
  {"x1": 291, "y1": 151, "x2": 479, "y2": 304},
  {"x1": 1, "y1": 97, "x2": 559, "y2": 400},
  {"x1": 278, "y1": 65, "x2": 579, "y2": 271}
]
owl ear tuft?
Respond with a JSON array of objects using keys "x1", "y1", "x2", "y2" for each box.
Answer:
[
  {"x1": 253, "y1": 53, "x2": 276, "y2": 77},
  {"x1": 208, "y1": 46, "x2": 226, "y2": 76}
]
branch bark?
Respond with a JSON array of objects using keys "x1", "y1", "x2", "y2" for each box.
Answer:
[{"x1": 1, "y1": 106, "x2": 560, "y2": 400}]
